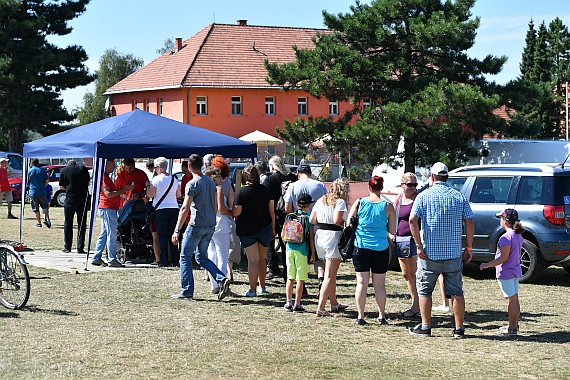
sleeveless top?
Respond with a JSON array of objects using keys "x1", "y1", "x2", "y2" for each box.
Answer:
[{"x1": 355, "y1": 198, "x2": 389, "y2": 251}]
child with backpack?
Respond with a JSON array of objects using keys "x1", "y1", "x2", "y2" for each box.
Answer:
[
  {"x1": 283, "y1": 193, "x2": 315, "y2": 313},
  {"x1": 480, "y1": 209, "x2": 524, "y2": 336}
]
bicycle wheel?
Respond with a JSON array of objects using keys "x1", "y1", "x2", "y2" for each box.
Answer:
[{"x1": 0, "y1": 246, "x2": 30, "y2": 309}]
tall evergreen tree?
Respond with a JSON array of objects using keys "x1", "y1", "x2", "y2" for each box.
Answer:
[
  {"x1": 265, "y1": 0, "x2": 506, "y2": 171},
  {"x1": 0, "y1": 0, "x2": 94, "y2": 153},
  {"x1": 547, "y1": 17, "x2": 570, "y2": 134},
  {"x1": 530, "y1": 22, "x2": 552, "y2": 83},
  {"x1": 75, "y1": 49, "x2": 143, "y2": 125},
  {"x1": 519, "y1": 19, "x2": 536, "y2": 82}
]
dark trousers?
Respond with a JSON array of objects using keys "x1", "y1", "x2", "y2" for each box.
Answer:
[
  {"x1": 63, "y1": 202, "x2": 88, "y2": 251},
  {"x1": 155, "y1": 208, "x2": 180, "y2": 266},
  {"x1": 266, "y1": 212, "x2": 285, "y2": 274}
]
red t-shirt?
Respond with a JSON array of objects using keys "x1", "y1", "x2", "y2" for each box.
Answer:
[
  {"x1": 99, "y1": 174, "x2": 121, "y2": 210},
  {"x1": 0, "y1": 167, "x2": 9, "y2": 192},
  {"x1": 115, "y1": 168, "x2": 148, "y2": 205}
]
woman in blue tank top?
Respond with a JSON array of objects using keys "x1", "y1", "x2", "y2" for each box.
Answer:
[{"x1": 347, "y1": 176, "x2": 396, "y2": 326}]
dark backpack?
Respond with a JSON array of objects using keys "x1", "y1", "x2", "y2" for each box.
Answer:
[
  {"x1": 281, "y1": 210, "x2": 308, "y2": 244},
  {"x1": 276, "y1": 180, "x2": 292, "y2": 213}
]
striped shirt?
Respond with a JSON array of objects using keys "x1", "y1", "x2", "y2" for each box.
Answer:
[{"x1": 411, "y1": 182, "x2": 473, "y2": 260}]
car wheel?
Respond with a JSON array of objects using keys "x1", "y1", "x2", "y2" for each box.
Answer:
[
  {"x1": 54, "y1": 191, "x2": 66, "y2": 207},
  {"x1": 117, "y1": 248, "x2": 127, "y2": 264},
  {"x1": 520, "y1": 239, "x2": 544, "y2": 283},
  {"x1": 563, "y1": 266, "x2": 570, "y2": 274}
]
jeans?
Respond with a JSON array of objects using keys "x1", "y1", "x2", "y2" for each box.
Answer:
[
  {"x1": 92, "y1": 208, "x2": 118, "y2": 263},
  {"x1": 179, "y1": 225, "x2": 226, "y2": 296},
  {"x1": 155, "y1": 208, "x2": 180, "y2": 266},
  {"x1": 63, "y1": 202, "x2": 87, "y2": 251}
]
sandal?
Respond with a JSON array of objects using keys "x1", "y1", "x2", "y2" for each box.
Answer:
[
  {"x1": 316, "y1": 310, "x2": 333, "y2": 317},
  {"x1": 150, "y1": 261, "x2": 159, "y2": 265},
  {"x1": 397, "y1": 308, "x2": 421, "y2": 318},
  {"x1": 330, "y1": 303, "x2": 349, "y2": 312}
]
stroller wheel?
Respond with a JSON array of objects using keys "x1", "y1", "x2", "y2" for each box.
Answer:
[{"x1": 117, "y1": 248, "x2": 127, "y2": 264}]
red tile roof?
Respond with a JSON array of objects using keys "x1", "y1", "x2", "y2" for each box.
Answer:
[{"x1": 106, "y1": 23, "x2": 325, "y2": 94}]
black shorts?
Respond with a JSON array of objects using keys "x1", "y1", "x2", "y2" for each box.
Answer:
[{"x1": 352, "y1": 246, "x2": 389, "y2": 274}]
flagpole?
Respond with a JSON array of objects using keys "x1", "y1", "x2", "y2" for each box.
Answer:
[{"x1": 566, "y1": 81, "x2": 568, "y2": 141}]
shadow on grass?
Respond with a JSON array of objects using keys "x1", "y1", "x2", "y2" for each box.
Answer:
[
  {"x1": 25, "y1": 305, "x2": 79, "y2": 316},
  {"x1": 0, "y1": 310, "x2": 21, "y2": 318},
  {"x1": 463, "y1": 263, "x2": 570, "y2": 286}
]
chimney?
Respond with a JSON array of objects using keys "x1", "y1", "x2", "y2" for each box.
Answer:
[
  {"x1": 237, "y1": 20, "x2": 247, "y2": 26},
  {"x1": 176, "y1": 37, "x2": 182, "y2": 51}
]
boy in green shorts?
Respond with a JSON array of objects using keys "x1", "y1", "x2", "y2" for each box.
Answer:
[{"x1": 284, "y1": 193, "x2": 316, "y2": 313}]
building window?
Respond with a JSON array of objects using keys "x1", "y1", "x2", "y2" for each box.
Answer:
[
  {"x1": 329, "y1": 101, "x2": 339, "y2": 116},
  {"x1": 196, "y1": 96, "x2": 207, "y2": 115},
  {"x1": 265, "y1": 96, "x2": 275, "y2": 115},
  {"x1": 133, "y1": 100, "x2": 138, "y2": 110},
  {"x1": 298, "y1": 97, "x2": 308, "y2": 115},
  {"x1": 363, "y1": 99, "x2": 372, "y2": 108},
  {"x1": 232, "y1": 96, "x2": 242, "y2": 116},
  {"x1": 159, "y1": 98, "x2": 163, "y2": 116},
  {"x1": 145, "y1": 99, "x2": 150, "y2": 112}
]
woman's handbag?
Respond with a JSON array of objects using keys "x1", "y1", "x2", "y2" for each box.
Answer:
[
  {"x1": 145, "y1": 176, "x2": 174, "y2": 224},
  {"x1": 339, "y1": 215, "x2": 358, "y2": 261},
  {"x1": 394, "y1": 235, "x2": 415, "y2": 259}
]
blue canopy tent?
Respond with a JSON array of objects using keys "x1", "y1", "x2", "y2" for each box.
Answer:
[{"x1": 22, "y1": 109, "x2": 257, "y2": 268}]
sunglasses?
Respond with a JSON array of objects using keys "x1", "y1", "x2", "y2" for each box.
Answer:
[{"x1": 403, "y1": 183, "x2": 418, "y2": 187}]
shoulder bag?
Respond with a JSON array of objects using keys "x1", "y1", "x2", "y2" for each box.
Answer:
[
  {"x1": 145, "y1": 175, "x2": 175, "y2": 224},
  {"x1": 393, "y1": 194, "x2": 415, "y2": 259}
]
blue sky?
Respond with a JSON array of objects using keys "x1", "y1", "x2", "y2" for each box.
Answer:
[{"x1": 53, "y1": 0, "x2": 570, "y2": 111}]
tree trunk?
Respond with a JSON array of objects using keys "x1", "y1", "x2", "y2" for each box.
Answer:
[
  {"x1": 8, "y1": 127, "x2": 23, "y2": 154},
  {"x1": 403, "y1": 135, "x2": 415, "y2": 173}
]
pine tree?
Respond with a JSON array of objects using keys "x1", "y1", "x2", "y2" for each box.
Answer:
[
  {"x1": 265, "y1": 0, "x2": 506, "y2": 171},
  {"x1": 530, "y1": 22, "x2": 552, "y2": 83},
  {"x1": 519, "y1": 19, "x2": 536, "y2": 82},
  {"x1": 0, "y1": 0, "x2": 94, "y2": 153}
]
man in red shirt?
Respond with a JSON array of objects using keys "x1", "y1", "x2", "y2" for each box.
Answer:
[
  {"x1": 0, "y1": 158, "x2": 16, "y2": 219},
  {"x1": 115, "y1": 158, "x2": 149, "y2": 207},
  {"x1": 91, "y1": 159, "x2": 134, "y2": 267}
]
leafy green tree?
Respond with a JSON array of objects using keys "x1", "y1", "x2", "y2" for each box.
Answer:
[
  {"x1": 519, "y1": 19, "x2": 536, "y2": 82},
  {"x1": 265, "y1": 0, "x2": 506, "y2": 172},
  {"x1": 0, "y1": 0, "x2": 94, "y2": 153},
  {"x1": 75, "y1": 49, "x2": 143, "y2": 125},
  {"x1": 156, "y1": 37, "x2": 175, "y2": 54}
]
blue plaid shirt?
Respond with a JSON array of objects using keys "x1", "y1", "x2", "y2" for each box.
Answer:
[{"x1": 411, "y1": 182, "x2": 473, "y2": 260}]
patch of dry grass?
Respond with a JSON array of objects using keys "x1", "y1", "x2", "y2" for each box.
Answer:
[{"x1": 1, "y1": 203, "x2": 570, "y2": 379}]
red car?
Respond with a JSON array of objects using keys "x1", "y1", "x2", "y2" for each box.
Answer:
[{"x1": 9, "y1": 165, "x2": 90, "y2": 207}]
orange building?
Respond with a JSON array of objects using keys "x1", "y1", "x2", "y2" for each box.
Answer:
[{"x1": 105, "y1": 21, "x2": 350, "y2": 145}]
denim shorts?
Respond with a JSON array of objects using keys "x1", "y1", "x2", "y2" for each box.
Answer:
[
  {"x1": 498, "y1": 278, "x2": 519, "y2": 298},
  {"x1": 239, "y1": 223, "x2": 273, "y2": 248},
  {"x1": 352, "y1": 247, "x2": 389, "y2": 274},
  {"x1": 416, "y1": 256, "x2": 464, "y2": 297}
]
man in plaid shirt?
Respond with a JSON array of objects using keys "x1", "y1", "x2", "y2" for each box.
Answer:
[{"x1": 408, "y1": 162, "x2": 474, "y2": 338}]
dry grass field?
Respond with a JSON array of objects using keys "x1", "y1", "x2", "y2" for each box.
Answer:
[{"x1": 1, "y1": 203, "x2": 570, "y2": 379}]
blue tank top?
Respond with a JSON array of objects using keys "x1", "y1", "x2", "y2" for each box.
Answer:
[{"x1": 355, "y1": 198, "x2": 389, "y2": 251}]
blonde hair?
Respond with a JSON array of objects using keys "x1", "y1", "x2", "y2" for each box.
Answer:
[
  {"x1": 268, "y1": 155, "x2": 290, "y2": 176},
  {"x1": 324, "y1": 178, "x2": 350, "y2": 206},
  {"x1": 401, "y1": 172, "x2": 417, "y2": 184}
]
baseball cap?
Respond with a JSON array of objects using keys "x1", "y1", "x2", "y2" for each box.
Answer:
[
  {"x1": 495, "y1": 208, "x2": 518, "y2": 223},
  {"x1": 297, "y1": 164, "x2": 312, "y2": 174},
  {"x1": 0, "y1": 158, "x2": 8, "y2": 163},
  {"x1": 430, "y1": 162, "x2": 449, "y2": 176},
  {"x1": 297, "y1": 193, "x2": 314, "y2": 205}
]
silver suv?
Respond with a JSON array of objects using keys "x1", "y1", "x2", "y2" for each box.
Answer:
[{"x1": 448, "y1": 163, "x2": 570, "y2": 283}]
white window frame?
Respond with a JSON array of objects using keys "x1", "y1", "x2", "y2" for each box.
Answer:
[
  {"x1": 196, "y1": 96, "x2": 207, "y2": 115},
  {"x1": 329, "y1": 100, "x2": 339, "y2": 116},
  {"x1": 133, "y1": 100, "x2": 138, "y2": 110},
  {"x1": 363, "y1": 99, "x2": 372, "y2": 108},
  {"x1": 145, "y1": 99, "x2": 150, "y2": 112},
  {"x1": 159, "y1": 98, "x2": 163, "y2": 116},
  {"x1": 298, "y1": 97, "x2": 308, "y2": 115},
  {"x1": 232, "y1": 96, "x2": 242, "y2": 116},
  {"x1": 265, "y1": 96, "x2": 275, "y2": 115}
]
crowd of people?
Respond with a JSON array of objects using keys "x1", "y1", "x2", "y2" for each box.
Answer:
[{"x1": 5, "y1": 154, "x2": 521, "y2": 337}]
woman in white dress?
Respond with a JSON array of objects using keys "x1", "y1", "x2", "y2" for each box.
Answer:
[{"x1": 310, "y1": 178, "x2": 350, "y2": 317}]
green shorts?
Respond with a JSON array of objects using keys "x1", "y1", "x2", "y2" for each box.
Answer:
[{"x1": 286, "y1": 249, "x2": 309, "y2": 281}]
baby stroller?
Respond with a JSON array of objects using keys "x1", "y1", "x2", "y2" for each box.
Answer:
[{"x1": 116, "y1": 199, "x2": 154, "y2": 264}]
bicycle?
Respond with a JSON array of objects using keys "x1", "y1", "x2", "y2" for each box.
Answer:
[{"x1": 0, "y1": 242, "x2": 30, "y2": 309}]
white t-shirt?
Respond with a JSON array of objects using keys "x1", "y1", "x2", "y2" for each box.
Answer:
[
  {"x1": 313, "y1": 197, "x2": 347, "y2": 259},
  {"x1": 214, "y1": 192, "x2": 231, "y2": 234},
  {"x1": 151, "y1": 174, "x2": 180, "y2": 210}
]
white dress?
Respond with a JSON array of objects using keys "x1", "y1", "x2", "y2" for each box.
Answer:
[{"x1": 313, "y1": 197, "x2": 347, "y2": 260}]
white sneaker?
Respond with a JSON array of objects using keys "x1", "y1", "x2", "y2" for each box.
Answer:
[{"x1": 432, "y1": 305, "x2": 451, "y2": 313}]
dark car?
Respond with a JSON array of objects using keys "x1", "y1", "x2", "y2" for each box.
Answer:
[{"x1": 447, "y1": 163, "x2": 570, "y2": 283}]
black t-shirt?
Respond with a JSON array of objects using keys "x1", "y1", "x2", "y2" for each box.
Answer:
[
  {"x1": 234, "y1": 184, "x2": 273, "y2": 236},
  {"x1": 59, "y1": 164, "x2": 90, "y2": 205},
  {"x1": 262, "y1": 171, "x2": 297, "y2": 206}
]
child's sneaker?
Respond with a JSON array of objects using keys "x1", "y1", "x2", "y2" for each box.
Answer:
[
  {"x1": 257, "y1": 287, "x2": 268, "y2": 295},
  {"x1": 244, "y1": 290, "x2": 257, "y2": 297},
  {"x1": 43, "y1": 220, "x2": 51, "y2": 228},
  {"x1": 451, "y1": 327, "x2": 465, "y2": 339},
  {"x1": 498, "y1": 326, "x2": 518, "y2": 336},
  {"x1": 33, "y1": 223, "x2": 42, "y2": 228},
  {"x1": 283, "y1": 302, "x2": 293, "y2": 312},
  {"x1": 409, "y1": 323, "x2": 431, "y2": 337},
  {"x1": 293, "y1": 304, "x2": 306, "y2": 313}
]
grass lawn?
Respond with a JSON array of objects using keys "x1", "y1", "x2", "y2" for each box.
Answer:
[{"x1": 1, "y1": 203, "x2": 570, "y2": 379}]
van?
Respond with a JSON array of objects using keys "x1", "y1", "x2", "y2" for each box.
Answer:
[{"x1": 0, "y1": 152, "x2": 23, "y2": 179}]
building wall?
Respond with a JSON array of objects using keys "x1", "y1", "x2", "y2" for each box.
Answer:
[{"x1": 110, "y1": 87, "x2": 353, "y2": 138}]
